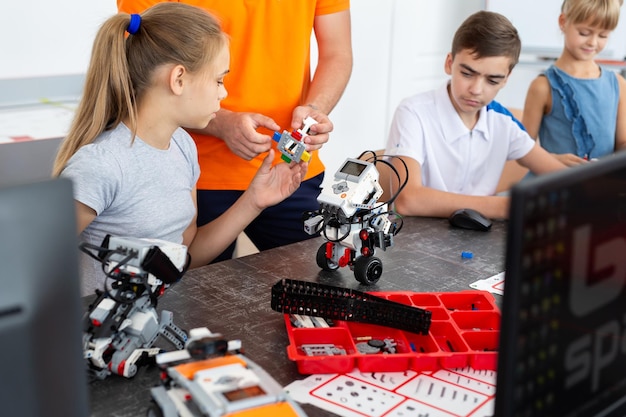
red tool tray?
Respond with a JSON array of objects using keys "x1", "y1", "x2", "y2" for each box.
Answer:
[{"x1": 283, "y1": 290, "x2": 500, "y2": 374}]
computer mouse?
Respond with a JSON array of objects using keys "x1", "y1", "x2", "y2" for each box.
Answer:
[{"x1": 448, "y1": 208, "x2": 492, "y2": 232}]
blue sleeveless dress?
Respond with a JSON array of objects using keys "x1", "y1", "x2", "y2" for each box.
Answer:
[{"x1": 539, "y1": 65, "x2": 619, "y2": 159}]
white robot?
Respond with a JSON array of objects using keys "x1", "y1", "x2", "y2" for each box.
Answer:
[
  {"x1": 304, "y1": 155, "x2": 405, "y2": 285},
  {"x1": 81, "y1": 236, "x2": 189, "y2": 379}
]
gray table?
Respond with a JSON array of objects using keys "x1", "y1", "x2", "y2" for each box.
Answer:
[{"x1": 87, "y1": 216, "x2": 507, "y2": 416}]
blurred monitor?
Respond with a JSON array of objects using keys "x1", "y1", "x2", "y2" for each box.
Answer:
[
  {"x1": 0, "y1": 178, "x2": 89, "y2": 416},
  {"x1": 496, "y1": 151, "x2": 626, "y2": 416},
  {"x1": 0, "y1": 138, "x2": 60, "y2": 188}
]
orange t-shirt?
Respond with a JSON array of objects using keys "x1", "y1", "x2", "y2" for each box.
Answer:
[{"x1": 118, "y1": 0, "x2": 350, "y2": 190}]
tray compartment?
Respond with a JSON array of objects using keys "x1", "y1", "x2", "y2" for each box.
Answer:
[
  {"x1": 282, "y1": 290, "x2": 500, "y2": 374},
  {"x1": 286, "y1": 326, "x2": 356, "y2": 374}
]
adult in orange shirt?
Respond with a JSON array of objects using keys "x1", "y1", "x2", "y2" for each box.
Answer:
[{"x1": 118, "y1": 0, "x2": 353, "y2": 261}]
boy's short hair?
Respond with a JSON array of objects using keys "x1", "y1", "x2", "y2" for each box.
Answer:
[
  {"x1": 451, "y1": 11, "x2": 521, "y2": 72},
  {"x1": 561, "y1": 0, "x2": 623, "y2": 31}
]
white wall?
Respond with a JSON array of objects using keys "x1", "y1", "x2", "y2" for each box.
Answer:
[
  {"x1": 320, "y1": 0, "x2": 483, "y2": 183},
  {"x1": 487, "y1": 0, "x2": 626, "y2": 111},
  {"x1": 0, "y1": 0, "x2": 116, "y2": 79},
  {"x1": 0, "y1": 0, "x2": 485, "y2": 182},
  {"x1": 487, "y1": 0, "x2": 626, "y2": 60}
]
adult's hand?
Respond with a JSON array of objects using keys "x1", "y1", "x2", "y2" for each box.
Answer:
[
  {"x1": 291, "y1": 105, "x2": 333, "y2": 152},
  {"x1": 202, "y1": 109, "x2": 280, "y2": 160}
]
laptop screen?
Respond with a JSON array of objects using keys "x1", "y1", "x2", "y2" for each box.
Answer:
[{"x1": 495, "y1": 151, "x2": 626, "y2": 417}]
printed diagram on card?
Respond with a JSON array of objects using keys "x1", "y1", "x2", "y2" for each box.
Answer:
[
  {"x1": 469, "y1": 272, "x2": 505, "y2": 295},
  {"x1": 285, "y1": 367, "x2": 497, "y2": 417}
]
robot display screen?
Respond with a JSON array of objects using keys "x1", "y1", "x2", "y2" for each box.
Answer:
[
  {"x1": 224, "y1": 385, "x2": 266, "y2": 402},
  {"x1": 339, "y1": 160, "x2": 367, "y2": 177}
]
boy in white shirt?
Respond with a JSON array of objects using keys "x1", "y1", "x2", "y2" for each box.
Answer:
[{"x1": 385, "y1": 11, "x2": 565, "y2": 219}]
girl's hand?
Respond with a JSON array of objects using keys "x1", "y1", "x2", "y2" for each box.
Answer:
[
  {"x1": 248, "y1": 149, "x2": 308, "y2": 210},
  {"x1": 555, "y1": 153, "x2": 588, "y2": 167}
]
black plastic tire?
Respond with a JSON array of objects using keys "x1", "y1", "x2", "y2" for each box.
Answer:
[
  {"x1": 316, "y1": 243, "x2": 339, "y2": 271},
  {"x1": 354, "y1": 256, "x2": 382, "y2": 285}
]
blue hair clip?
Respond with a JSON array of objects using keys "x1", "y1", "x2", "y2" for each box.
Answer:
[{"x1": 127, "y1": 14, "x2": 141, "y2": 35}]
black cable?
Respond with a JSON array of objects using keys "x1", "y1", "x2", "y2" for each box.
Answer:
[
  {"x1": 79, "y1": 241, "x2": 152, "y2": 305},
  {"x1": 312, "y1": 151, "x2": 409, "y2": 244},
  {"x1": 359, "y1": 152, "x2": 409, "y2": 206},
  {"x1": 102, "y1": 249, "x2": 145, "y2": 304}
]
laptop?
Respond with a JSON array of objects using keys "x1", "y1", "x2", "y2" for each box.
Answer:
[
  {"x1": 0, "y1": 138, "x2": 61, "y2": 187},
  {"x1": 495, "y1": 151, "x2": 626, "y2": 416}
]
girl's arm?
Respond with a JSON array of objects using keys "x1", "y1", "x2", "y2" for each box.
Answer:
[
  {"x1": 614, "y1": 73, "x2": 626, "y2": 151},
  {"x1": 75, "y1": 201, "x2": 97, "y2": 234},
  {"x1": 181, "y1": 191, "x2": 198, "y2": 249},
  {"x1": 185, "y1": 149, "x2": 306, "y2": 267},
  {"x1": 523, "y1": 75, "x2": 586, "y2": 166},
  {"x1": 522, "y1": 76, "x2": 550, "y2": 140}
]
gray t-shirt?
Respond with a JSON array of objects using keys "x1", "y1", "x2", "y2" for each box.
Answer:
[{"x1": 61, "y1": 123, "x2": 200, "y2": 295}]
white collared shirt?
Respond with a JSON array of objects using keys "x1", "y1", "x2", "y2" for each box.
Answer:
[{"x1": 385, "y1": 82, "x2": 534, "y2": 196}]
